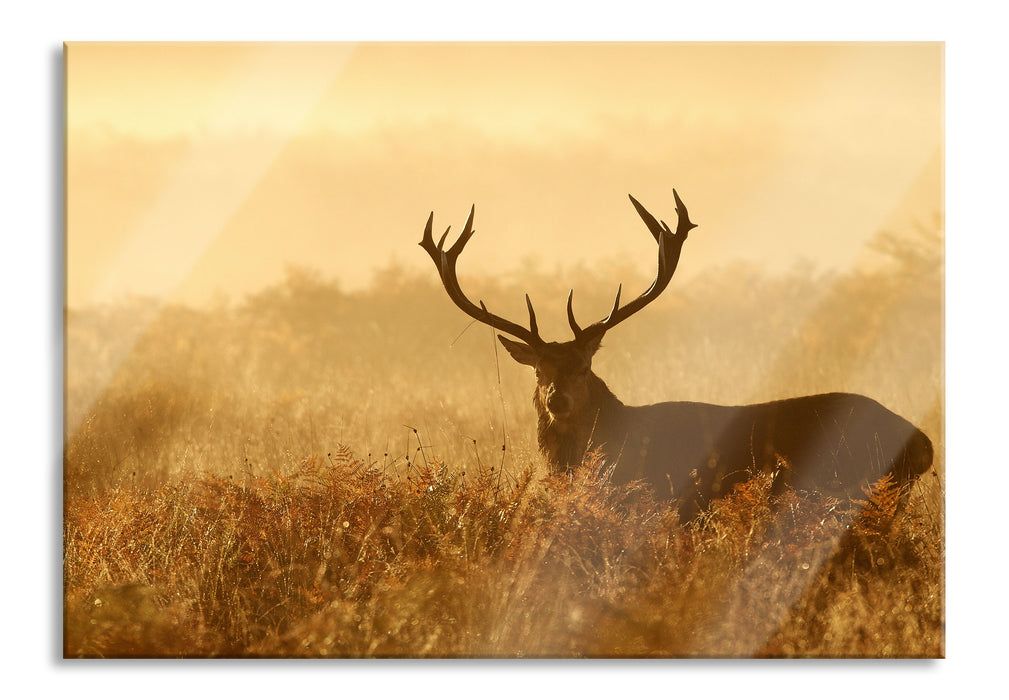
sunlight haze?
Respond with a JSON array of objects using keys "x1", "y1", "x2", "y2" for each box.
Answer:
[
  {"x1": 66, "y1": 42, "x2": 942, "y2": 307},
  {"x1": 64, "y1": 43, "x2": 945, "y2": 659}
]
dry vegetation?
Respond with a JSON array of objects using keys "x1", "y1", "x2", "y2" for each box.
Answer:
[{"x1": 64, "y1": 225, "x2": 943, "y2": 658}]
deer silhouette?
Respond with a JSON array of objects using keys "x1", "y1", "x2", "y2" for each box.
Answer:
[{"x1": 421, "y1": 189, "x2": 933, "y2": 518}]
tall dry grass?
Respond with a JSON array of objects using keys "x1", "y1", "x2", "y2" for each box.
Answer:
[
  {"x1": 63, "y1": 452, "x2": 942, "y2": 658},
  {"x1": 64, "y1": 224, "x2": 942, "y2": 657}
]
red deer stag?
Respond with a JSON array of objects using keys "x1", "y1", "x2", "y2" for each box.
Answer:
[{"x1": 420, "y1": 189, "x2": 933, "y2": 518}]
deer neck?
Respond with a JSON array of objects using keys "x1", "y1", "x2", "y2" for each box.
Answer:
[{"x1": 535, "y1": 374, "x2": 623, "y2": 470}]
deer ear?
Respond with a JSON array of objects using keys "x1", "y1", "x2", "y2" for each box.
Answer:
[{"x1": 498, "y1": 335, "x2": 539, "y2": 366}]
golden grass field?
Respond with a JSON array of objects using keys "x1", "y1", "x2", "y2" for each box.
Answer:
[{"x1": 63, "y1": 224, "x2": 943, "y2": 657}]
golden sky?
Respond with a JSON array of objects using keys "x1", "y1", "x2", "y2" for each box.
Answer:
[{"x1": 66, "y1": 42, "x2": 942, "y2": 307}]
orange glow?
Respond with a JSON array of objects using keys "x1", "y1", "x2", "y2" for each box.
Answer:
[{"x1": 66, "y1": 42, "x2": 942, "y2": 307}]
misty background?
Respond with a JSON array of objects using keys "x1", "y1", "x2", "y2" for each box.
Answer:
[{"x1": 67, "y1": 43, "x2": 941, "y2": 306}]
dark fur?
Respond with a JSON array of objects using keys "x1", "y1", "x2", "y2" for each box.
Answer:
[{"x1": 535, "y1": 371, "x2": 933, "y2": 518}]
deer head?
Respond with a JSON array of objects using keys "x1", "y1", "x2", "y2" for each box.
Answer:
[{"x1": 420, "y1": 189, "x2": 697, "y2": 435}]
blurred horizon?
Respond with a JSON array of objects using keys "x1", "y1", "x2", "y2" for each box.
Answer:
[
  {"x1": 65, "y1": 225, "x2": 943, "y2": 489},
  {"x1": 66, "y1": 42, "x2": 942, "y2": 310}
]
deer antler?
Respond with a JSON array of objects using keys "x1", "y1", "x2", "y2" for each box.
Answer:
[
  {"x1": 567, "y1": 188, "x2": 697, "y2": 341},
  {"x1": 420, "y1": 205, "x2": 544, "y2": 346}
]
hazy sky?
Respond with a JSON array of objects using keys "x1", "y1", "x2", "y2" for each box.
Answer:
[{"x1": 66, "y1": 42, "x2": 942, "y2": 307}]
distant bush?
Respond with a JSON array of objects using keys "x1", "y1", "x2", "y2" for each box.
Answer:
[{"x1": 65, "y1": 225, "x2": 942, "y2": 494}]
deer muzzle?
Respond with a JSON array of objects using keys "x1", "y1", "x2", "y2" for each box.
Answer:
[{"x1": 545, "y1": 387, "x2": 572, "y2": 418}]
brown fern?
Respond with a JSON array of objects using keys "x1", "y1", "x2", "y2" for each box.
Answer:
[{"x1": 856, "y1": 472, "x2": 901, "y2": 537}]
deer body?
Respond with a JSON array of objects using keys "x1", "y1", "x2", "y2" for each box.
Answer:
[
  {"x1": 534, "y1": 382, "x2": 931, "y2": 517},
  {"x1": 421, "y1": 189, "x2": 933, "y2": 515}
]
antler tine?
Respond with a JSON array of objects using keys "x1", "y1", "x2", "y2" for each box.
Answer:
[
  {"x1": 421, "y1": 207, "x2": 544, "y2": 346},
  {"x1": 525, "y1": 294, "x2": 540, "y2": 338},
  {"x1": 571, "y1": 189, "x2": 697, "y2": 341},
  {"x1": 422, "y1": 211, "x2": 435, "y2": 247},
  {"x1": 446, "y1": 205, "x2": 476, "y2": 259},
  {"x1": 601, "y1": 284, "x2": 623, "y2": 325},
  {"x1": 672, "y1": 188, "x2": 695, "y2": 231},
  {"x1": 566, "y1": 290, "x2": 581, "y2": 336},
  {"x1": 628, "y1": 194, "x2": 664, "y2": 243}
]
